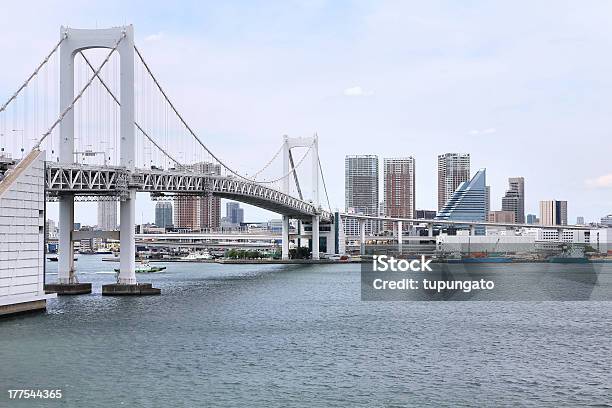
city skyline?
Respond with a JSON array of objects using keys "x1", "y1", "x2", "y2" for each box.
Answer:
[
  {"x1": 4, "y1": 1, "x2": 611, "y2": 224},
  {"x1": 43, "y1": 149, "x2": 605, "y2": 227}
]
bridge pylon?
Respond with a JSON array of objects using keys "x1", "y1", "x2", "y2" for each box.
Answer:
[
  {"x1": 281, "y1": 134, "x2": 323, "y2": 260},
  {"x1": 48, "y1": 25, "x2": 158, "y2": 295}
]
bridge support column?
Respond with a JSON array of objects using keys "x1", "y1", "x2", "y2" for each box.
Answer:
[
  {"x1": 45, "y1": 194, "x2": 92, "y2": 295},
  {"x1": 58, "y1": 195, "x2": 74, "y2": 284},
  {"x1": 312, "y1": 215, "x2": 320, "y2": 260},
  {"x1": 102, "y1": 191, "x2": 160, "y2": 295},
  {"x1": 397, "y1": 220, "x2": 403, "y2": 254},
  {"x1": 359, "y1": 219, "x2": 366, "y2": 255},
  {"x1": 282, "y1": 215, "x2": 290, "y2": 260},
  {"x1": 118, "y1": 191, "x2": 137, "y2": 284},
  {"x1": 427, "y1": 223, "x2": 433, "y2": 237},
  {"x1": 470, "y1": 225, "x2": 476, "y2": 236}
]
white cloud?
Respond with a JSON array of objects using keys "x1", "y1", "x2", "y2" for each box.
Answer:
[
  {"x1": 586, "y1": 174, "x2": 612, "y2": 188},
  {"x1": 145, "y1": 32, "x2": 165, "y2": 42},
  {"x1": 468, "y1": 128, "x2": 497, "y2": 135},
  {"x1": 343, "y1": 86, "x2": 374, "y2": 97}
]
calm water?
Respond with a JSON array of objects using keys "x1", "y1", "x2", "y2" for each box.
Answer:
[{"x1": 1, "y1": 255, "x2": 611, "y2": 407}]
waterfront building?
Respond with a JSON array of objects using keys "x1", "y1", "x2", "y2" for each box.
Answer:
[
  {"x1": 97, "y1": 200, "x2": 117, "y2": 231},
  {"x1": 488, "y1": 210, "x2": 516, "y2": 223},
  {"x1": 345, "y1": 155, "x2": 379, "y2": 235},
  {"x1": 501, "y1": 177, "x2": 525, "y2": 223},
  {"x1": 268, "y1": 219, "x2": 283, "y2": 233},
  {"x1": 0, "y1": 151, "x2": 54, "y2": 316},
  {"x1": 155, "y1": 201, "x2": 173, "y2": 229},
  {"x1": 226, "y1": 202, "x2": 244, "y2": 225},
  {"x1": 437, "y1": 234, "x2": 535, "y2": 254},
  {"x1": 539, "y1": 200, "x2": 567, "y2": 226},
  {"x1": 174, "y1": 162, "x2": 221, "y2": 231},
  {"x1": 591, "y1": 228, "x2": 612, "y2": 254},
  {"x1": 437, "y1": 153, "x2": 470, "y2": 210},
  {"x1": 435, "y1": 169, "x2": 487, "y2": 235},
  {"x1": 383, "y1": 157, "x2": 415, "y2": 231}
]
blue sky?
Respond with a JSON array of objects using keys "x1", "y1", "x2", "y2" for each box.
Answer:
[{"x1": 1, "y1": 0, "x2": 611, "y2": 224}]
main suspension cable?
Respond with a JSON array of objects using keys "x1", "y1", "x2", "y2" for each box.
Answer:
[
  {"x1": 250, "y1": 142, "x2": 283, "y2": 179},
  {"x1": 79, "y1": 51, "x2": 186, "y2": 170},
  {"x1": 319, "y1": 156, "x2": 332, "y2": 213},
  {"x1": 135, "y1": 44, "x2": 299, "y2": 184}
]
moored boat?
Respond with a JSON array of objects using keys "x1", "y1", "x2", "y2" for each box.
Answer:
[
  {"x1": 114, "y1": 261, "x2": 166, "y2": 273},
  {"x1": 180, "y1": 250, "x2": 213, "y2": 261}
]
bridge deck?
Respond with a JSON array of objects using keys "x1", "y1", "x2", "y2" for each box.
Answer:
[{"x1": 44, "y1": 162, "x2": 332, "y2": 222}]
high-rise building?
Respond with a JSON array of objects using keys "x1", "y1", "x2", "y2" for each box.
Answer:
[
  {"x1": 601, "y1": 215, "x2": 612, "y2": 227},
  {"x1": 526, "y1": 214, "x2": 538, "y2": 224},
  {"x1": 488, "y1": 210, "x2": 516, "y2": 223},
  {"x1": 437, "y1": 153, "x2": 470, "y2": 210},
  {"x1": 155, "y1": 201, "x2": 173, "y2": 229},
  {"x1": 97, "y1": 200, "x2": 117, "y2": 231},
  {"x1": 501, "y1": 177, "x2": 525, "y2": 224},
  {"x1": 226, "y1": 202, "x2": 244, "y2": 225},
  {"x1": 174, "y1": 162, "x2": 221, "y2": 231},
  {"x1": 576, "y1": 216, "x2": 585, "y2": 225},
  {"x1": 45, "y1": 219, "x2": 58, "y2": 239},
  {"x1": 436, "y1": 169, "x2": 487, "y2": 235},
  {"x1": 539, "y1": 200, "x2": 567, "y2": 226},
  {"x1": 383, "y1": 157, "x2": 415, "y2": 231},
  {"x1": 345, "y1": 155, "x2": 379, "y2": 235}
]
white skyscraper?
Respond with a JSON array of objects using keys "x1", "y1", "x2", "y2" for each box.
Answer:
[{"x1": 97, "y1": 200, "x2": 118, "y2": 231}]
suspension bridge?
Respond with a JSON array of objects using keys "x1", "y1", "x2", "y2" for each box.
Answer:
[
  {"x1": 0, "y1": 25, "x2": 592, "y2": 299},
  {"x1": 0, "y1": 25, "x2": 337, "y2": 295}
]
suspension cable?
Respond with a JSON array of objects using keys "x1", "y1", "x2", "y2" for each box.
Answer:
[
  {"x1": 319, "y1": 156, "x2": 332, "y2": 213},
  {"x1": 250, "y1": 142, "x2": 283, "y2": 179},
  {"x1": 262, "y1": 142, "x2": 314, "y2": 183},
  {"x1": 135, "y1": 44, "x2": 289, "y2": 184},
  {"x1": 79, "y1": 51, "x2": 186, "y2": 170},
  {"x1": 136, "y1": 44, "x2": 317, "y2": 188},
  {"x1": 0, "y1": 33, "x2": 67, "y2": 113},
  {"x1": 34, "y1": 33, "x2": 125, "y2": 150}
]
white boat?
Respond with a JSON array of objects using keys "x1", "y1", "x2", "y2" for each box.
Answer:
[
  {"x1": 115, "y1": 260, "x2": 166, "y2": 273},
  {"x1": 181, "y1": 250, "x2": 213, "y2": 261}
]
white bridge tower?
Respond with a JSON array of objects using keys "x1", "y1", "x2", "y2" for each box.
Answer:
[
  {"x1": 57, "y1": 26, "x2": 137, "y2": 288},
  {"x1": 281, "y1": 134, "x2": 321, "y2": 260}
]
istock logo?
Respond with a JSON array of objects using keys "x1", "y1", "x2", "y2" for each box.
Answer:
[{"x1": 372, "y1": 255, "x2": 433, "y2": 272}]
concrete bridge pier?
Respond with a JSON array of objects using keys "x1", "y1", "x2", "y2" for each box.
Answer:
[
  {"x1": 119, "y1": 191, "x2": 136, "y2": 285},
  {"x1": 102, "y1": 192, "x2": 159, "y2": 296},
  {"x1": 311, "y1": 215, "x2": 320, "y2": 260},
  {"x1": 45, "y1": 195, "x2": 92, "y2": 295},
  {"x1": 281, "y1": 215, "x2": 290, "y2": 260}
]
